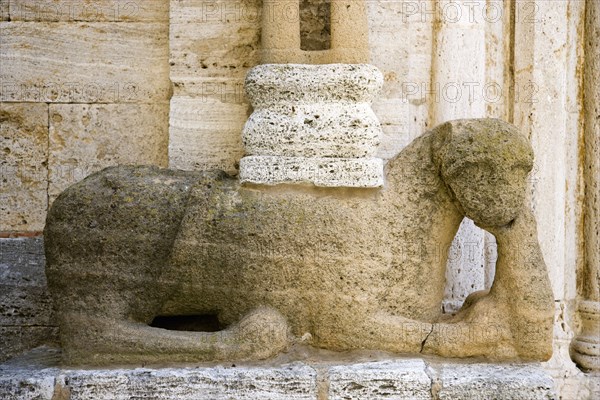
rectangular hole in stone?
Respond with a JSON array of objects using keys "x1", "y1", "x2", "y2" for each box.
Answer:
[
  {"x1": 150, "y1": 314, "x2": 224, "y2": 332},
  {"x1": 300, "y1": 0, "x2": 331, "y2": 51}
]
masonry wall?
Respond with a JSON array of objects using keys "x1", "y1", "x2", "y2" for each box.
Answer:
[
  {"x1": 1, "y1": 0, "x2": 170, "y2": 233},
  {"x1": 1, "y1": 1, "x2": 598, "y2": 397},
  {"x1": 1, "y1": 0, "x2": 171, "y2": 359}
]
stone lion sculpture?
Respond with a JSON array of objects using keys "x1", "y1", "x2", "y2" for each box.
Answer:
[{"x1": 44, "y1": 118, "x2": 554, "y2": 365}]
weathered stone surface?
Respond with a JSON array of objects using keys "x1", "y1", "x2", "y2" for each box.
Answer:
[
  {"x1": 582, "y1": 0, "x2": 600, "y2": 305},
  {"x1": 430, "y1": 1, "x2": 496, "y2": 314},
  {"x1": 434, "y1": 363, "x2": 556, "y2": 399},
  {"x1": 168, "y1": 0, "x2": 257, "y2": 171},
  {"x1": 169, "y1": 0, "x2": 261, "y2": 94},
  {"x1": 510, "y1": 2, "x2": 588, "y2": 393},
  {"x1": 244, "y1": 64, "x2": 384, "y2": 107},
  {"x1": 0, "y1": 22, "x2": 169, "y2": 103},
  {"x1": 393, "y1": 0, "x2": 514, "y2": 316},
  {"x1": 0, "y1": 237, "x2": 58, "y2": 362},
  {"x1": 48, "y1": 104, "x2": 169, "y2": 202},
  {"x1": 240, "y1": 63, "x2": 385, "y2": 186},
  {"x1": 44, "y1": 119, "x2": 554, "y2": 365},
  {"x1": 168, "y1": 97, "x2": 246, "y2": 173},
  {"x1": 571, "y1": 301, "x2": 600, "y2": 371},
  {"x1": 300, "y1": 0, "x2": 331, "y2": 51},
  {"x1": 167, "y1": 0, "x2": 436, "y2": 172},
  {"x1": 167, "y1": 0, "x2": 434, "y2": 160},
  {"x1": 0, "y1": 103, "x2": 48, "y2": 232},
  {"x1": 0, "y1": 368, "x2": 56, "y2": 400},
  {"x1": 431, "y1": 119, "x2": 533, "y2": 227},
  {"x1": 367, "y1": 0, "x2": 433, "y2": 157},
  {"x1": 1, "y1": 0, "x2": 8, "y2": 20},
  {"x1": 168, "y1": 0, "x2": 435, "y2": 156},
  {"x1": 513, "y1": 0, "x2": 576, "y2": 304},
  {"x1": 62, "y1": 364, "x2": 317, "y2": 400},
  {"x1": 0, "y1": 348, "x2": 565, "y2": 400},
  {"x1": 0, "y1": 327, "x2": 59, "y2": 365},
  {"x1": 239, "y1": 156, "x2": 384, "y2": 187},
  {"x1": 328, "y1": 360, "x2": 432, "y2": 399},
  {"x1": 242, "y1": 103, "x2": 382, "y2": 158},
  {"x1": 9, "y1": 0, "x2": 169, "y2": 22},
  {"x1": 442, "y1": 219, "x2": 491, "y2": 313},
  {"x1": 572, "y1": 0, "x2": 600, "y2": 374},
  {"x1": 0, "y1": 238, "x2": 54, "y2": 326}
]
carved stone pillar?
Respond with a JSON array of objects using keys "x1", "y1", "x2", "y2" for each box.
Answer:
[
  {"x1": 430, "y1": 0, "x2": 489, "y2": 313},
  {"x1": 261, "y1": 0, "x2": 369, "y2": 64},
  {"x1": 572, "y1": 0, "x2": 600, "y2": 372},
  {"x1": 241, "y1": 0, "x2": 385, "y2": 187}
]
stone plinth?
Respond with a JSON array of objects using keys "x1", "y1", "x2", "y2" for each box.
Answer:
[
  {"x1": 0, "y1": 348, "x2": 559, "y2": 400},
  {"x1": 572, "y1": 301, "x2": 600, "y2": 371},
  {"x1": 239, "y1": 64, "x2": 385, "y2": 188},
  {"x1": 239, "y1": 156, "x2": 384, "y2": 188}
]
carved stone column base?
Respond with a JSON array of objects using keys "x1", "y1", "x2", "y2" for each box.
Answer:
[
  {"x1": 572, "y1": 301, "x2": 600, "y2": 372},
  {"x1": 240, "y1": 64, "x2": 384, "y2": 188},
  {"x1": 240, "y1": 156, "x2": 384, "y2": 187}
]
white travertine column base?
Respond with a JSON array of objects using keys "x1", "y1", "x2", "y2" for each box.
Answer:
[
  {"x1": 239, "y1": 156, "x2": 384, "y2": 188},
  {"x1": 572, "y1": 301, "x2": 600, "y2": 372},
  {"x1": 240, "y1": 64, "x2": 384, "y2": 188}
]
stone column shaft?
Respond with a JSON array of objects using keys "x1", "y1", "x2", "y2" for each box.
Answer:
[
  {"x1": 431, "y1": 0, "x2": 489, "y2": 313},
  {"x1": 572, "y1": 0, "x2": 600, "y2": 373}
]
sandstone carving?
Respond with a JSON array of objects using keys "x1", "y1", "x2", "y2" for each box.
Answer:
[{"x1": 44, "y1": 118, "x2": 554, "y2": 365}]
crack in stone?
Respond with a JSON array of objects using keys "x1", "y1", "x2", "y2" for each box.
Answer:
[{"x1": 420, "y1": 324, "x2": 434, "y2": 353}]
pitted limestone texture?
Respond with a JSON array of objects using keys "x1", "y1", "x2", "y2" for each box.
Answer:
[
  {"x1": 239, "y1": 156, "x2": 384, "y2": 187},
  {"x1": 240, "y1": 64, "x2": 385, "y2": 187},
  {"x1": 242, "y1": 103, "x2": 381, "y2": 158},
  {"x1": 244, "y1": 64, "x2": 383, "y2": 107}
]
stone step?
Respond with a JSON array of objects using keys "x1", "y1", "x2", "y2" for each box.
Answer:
[{"x1": 0, "y1": 347, "x2": 557, "y2": 400}]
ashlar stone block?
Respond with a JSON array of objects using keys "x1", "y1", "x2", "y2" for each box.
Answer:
[
  {"x1": 328, "y1": 360, "x2": 432, "y2": 400},
  {"x1": 0, "y1": 22, "x2": 169, "y2": 103},
  {"x1": 9, "y1": 0, "x2": 169, "y2": 22},
  {"x1": 434, "y1": 363, "x2": 556, "y2": 400},
  {"x1": 62, "y1": 364, "x2": 317, "y2": 400},
  {"x1": 0, "y1": 103, "x2": 48, "y2": 232},
  {"x1": 48, "y1": 104, "x2": 168, "y2": 202},
  {"x1": 169, "y1": 96, "x2": 247, "y2": 173}
]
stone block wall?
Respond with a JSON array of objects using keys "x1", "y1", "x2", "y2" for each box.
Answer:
[
  {"x1": 0, "y1": 0, "x2": 171, "y2": 362},
  {"x1": 1, "y1": 0, "x2": 171, "y2": 233},
  {"x1": 1, "y1": 1, "x2": 598, "y2": 397}
]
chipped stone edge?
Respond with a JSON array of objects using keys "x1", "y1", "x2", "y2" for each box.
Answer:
[{"x1": 0, "y1": 357, "x2": 568, "y2": 400}]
